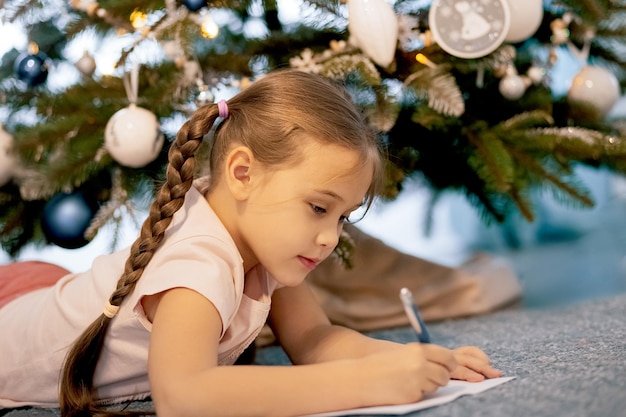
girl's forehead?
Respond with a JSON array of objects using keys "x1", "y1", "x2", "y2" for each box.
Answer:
[
  {"x1": 255, "y1": 137, "x2": 375, "y2": 196},
  {"x1": 299, "y1": 143, "x2": 367, "y2": 175},
  {"x1": 298, "y1": 148, "x2": 373, "y2": 195}
]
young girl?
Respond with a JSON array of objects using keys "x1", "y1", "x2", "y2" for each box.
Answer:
[{"x1": 0, "y1": 70, "x2": 501, "y2": 417}]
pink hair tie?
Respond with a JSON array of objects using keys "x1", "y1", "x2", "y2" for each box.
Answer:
[{"x1": 217, "y1": 99, "x2": 229, "y2": 119}]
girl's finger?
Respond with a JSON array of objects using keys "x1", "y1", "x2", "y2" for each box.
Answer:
[
  {"x1": 451, "y1": 365, "x2": 485, "y2": 382},
  {"x1": 455, "y1": 345, "x2": 490, "y2": 362},
  {"x1": 456, "y1": 354, "x2": 503, "y2": 378},
  {"x1": 422, "y1": 344, "x2": 457, "y2": 372}
]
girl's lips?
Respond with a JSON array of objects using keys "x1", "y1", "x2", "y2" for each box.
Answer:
[{"x1": 298, "y1": 256, "x2": 319, "y2": 271}]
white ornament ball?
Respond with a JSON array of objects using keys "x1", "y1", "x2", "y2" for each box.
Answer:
[
  {"x1": 499, "y1": 73, "x2": 527, "y2": 100},
  {"x1": 527, "y1": 66, "x2": 545, "y2": 84},
  {"x1": 0, "y1": 125, "x2": 16, "y2": 187},
  {"x1": 104, "y1": 104, "x2": 164, "y2": 168},
  {"x1": 568, "y1": 65, "x2": 620, "y2": 118},
  {"x1": 347, "y1": 0, "x2": 398, "y2": 67},
  {"x1": 76, "y1": 51, "x2": 96, "y2": 76},
  {"x1": 504, "y1": 0, "x2": 544, "y2": 43}
]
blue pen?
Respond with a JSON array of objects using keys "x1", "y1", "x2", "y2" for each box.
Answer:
[{"x1": 399, "y1": 287, "x2": 431, "y2": 343}]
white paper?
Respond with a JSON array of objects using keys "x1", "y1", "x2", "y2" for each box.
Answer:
[{"x1": 303, "y1": 376, "x2": 516, "y2": 416}]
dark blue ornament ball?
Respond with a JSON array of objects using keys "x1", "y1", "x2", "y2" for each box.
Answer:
[
  {"x1": 42, "y1": 192, "x2": 96, "y2": 249},
  {"x1": 182, "y1": 0, "x2": 206, "y2": 12},
  {"x1": 14, "y1": 52, "x2": 49, "y2": 87}
]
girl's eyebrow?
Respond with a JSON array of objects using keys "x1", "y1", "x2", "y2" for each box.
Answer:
[
  {"x1": 314, "y1": 189, "x2": 344, "y2": 202},
  {"x1": 314, "y1": 189, "x2": 363, "y2": 211}
]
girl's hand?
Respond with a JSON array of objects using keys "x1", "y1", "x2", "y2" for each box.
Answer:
[
  {"x1": 360, "y1": 343, "x2": 457, "y2": 406},
  {"x1": 450, "y1": 346, "x2": 502, "y2": 382}
]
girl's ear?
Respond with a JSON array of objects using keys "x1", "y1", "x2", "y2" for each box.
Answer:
[{"x1": 224, "y1": 146, "x2": 255, "y2": 200}]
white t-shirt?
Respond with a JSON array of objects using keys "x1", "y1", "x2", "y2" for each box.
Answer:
[{"x1": 0, "y1": 187, "x2": 281, "y2": 408}]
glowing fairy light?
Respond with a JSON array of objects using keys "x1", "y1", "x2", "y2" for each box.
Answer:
[
  {"x1": 200, "y1": 14, "x2": 219, "y2": 39},
  {"x1": 415, "y1": 53, "x2": 437, "y2": 69},
  {"x1": 130, "y1": 9, "x2": 147, "y2": 29},
  {"x1": 28, "y1": 41, "x2": 39, "y2": 54}
]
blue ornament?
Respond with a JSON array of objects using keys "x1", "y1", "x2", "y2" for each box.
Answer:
[
  {"x1": 14, "y1": 52, "x2": 49, "y2": 87},
  {"x1": 41, "y1": 192, "x2": 97, "y2": 249},
  {"x1": 182, "y1": 0, "x2": 206, "y2": 12}
]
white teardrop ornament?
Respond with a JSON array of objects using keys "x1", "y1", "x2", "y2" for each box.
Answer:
[{"x1": 347, "y1": 0, "x2": 398, "y2": 67}]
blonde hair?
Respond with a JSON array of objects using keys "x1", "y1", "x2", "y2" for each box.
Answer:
[{"x1": 59, "y1": 69, "x2": 384, "y2": 416}]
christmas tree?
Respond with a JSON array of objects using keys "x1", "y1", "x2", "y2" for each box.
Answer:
[{"x1": 1, "y1": 0, "x2": 625, "y2": 257}]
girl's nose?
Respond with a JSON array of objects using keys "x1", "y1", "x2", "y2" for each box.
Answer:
[{"x1": 316, "y1": 222, "x2": 341, "y2": 248}]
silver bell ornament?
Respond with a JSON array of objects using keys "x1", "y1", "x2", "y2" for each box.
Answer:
[
  {"x1": 499, "y1": 67, "x2": 528, "y2": 100},
  {"x1": 104, "y1": 104, "x2": 164, "y2": 168}
]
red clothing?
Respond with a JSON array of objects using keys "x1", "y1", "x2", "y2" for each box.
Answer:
[{"x1": 0, "y1": 261, "x2": 69, "y2": 308}]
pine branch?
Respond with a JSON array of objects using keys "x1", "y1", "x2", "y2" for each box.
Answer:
[
  {"x1": 465, "y1": 128, "x2": 515, "y2": 193},
  {"x1": 498, "y1": 110, "x2": 554, "y2": 131},
  {"x1": 509, "y1": 187, "x2": 535, "y2": 222},
  {"x1": 508, "y1": 147, "x2": 595, "y2": 208},
  {"x1": 404, "y1": 66, "x2": 465, "y2": 117}
]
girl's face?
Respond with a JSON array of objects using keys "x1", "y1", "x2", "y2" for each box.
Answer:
[{"x1": 236, "y1": 139, "x2": 374, "y2": 287}]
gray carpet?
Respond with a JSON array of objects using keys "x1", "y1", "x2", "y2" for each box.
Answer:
[
  {"x1": 3, "y1": 293, "x2": 625, "y2": 417},
  {"x1": 255, "y1": 294, "x2": 626, "y2": 417}
]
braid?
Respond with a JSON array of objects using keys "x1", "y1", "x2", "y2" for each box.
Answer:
[
  {"x1": 59, "y1": 104, "x2": 219, "y2": 417},
  {"x1": 109, "y1": 113, "x2": 206, "y2": 305}
]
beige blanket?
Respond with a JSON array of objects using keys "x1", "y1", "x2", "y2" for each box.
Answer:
[{"x1": 258, "y1": 225, "x2": 521, "y2": 345}]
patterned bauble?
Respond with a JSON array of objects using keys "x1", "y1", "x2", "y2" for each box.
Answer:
[
  {"x1": 568, "y1": 65, "x2": 620, "y2": 119},
  {"x1": 347, "y1": 0, "x2": 399, "y2": 67},
  {"x1": 42, "y1": 192, "x2": 97, "y2": 249},
  {"x1": 182, "y1": 0, "x2": 206, "y2": 12},
  {"x1": 104, "y1": 104, "x2": 164, "y2": 168},
  {"x1": 14, "y1": 52, "x2": 49, "y2": 87},
  {"x1": 429, "y1": 0, "x2": 511, "y2": 59},
  {"x1": 0, "y1": 125, "x2": 16, "y2": 187}
]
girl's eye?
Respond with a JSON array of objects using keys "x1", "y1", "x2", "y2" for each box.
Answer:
[
  {"x1": 339, "y1": 215, "x2": 353, "y2": 224},
  {"x1": 311, "y1": 204, "x2": 326, "y2": 214}
]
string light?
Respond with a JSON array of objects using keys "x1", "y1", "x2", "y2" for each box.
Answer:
[
  {"x1": 28, "y1": 41, "x2": 39, "y2": 55},
  {"x1": 130, "y1": 9, "x2": 147, "y2": 29},
  {"x1": 200, "y1": 14, "x2": 219, "y2": 39},
  {"x1": 99, "y1": 60, "x2": 116, "y2": 76},
  {"x1": 415, "y1": 53, "x2": 437, "y2": 69}
]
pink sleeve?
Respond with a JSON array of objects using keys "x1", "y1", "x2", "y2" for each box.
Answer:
[{"x1": 129, "y1": 236, "x2": 244, "y2": 336}]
